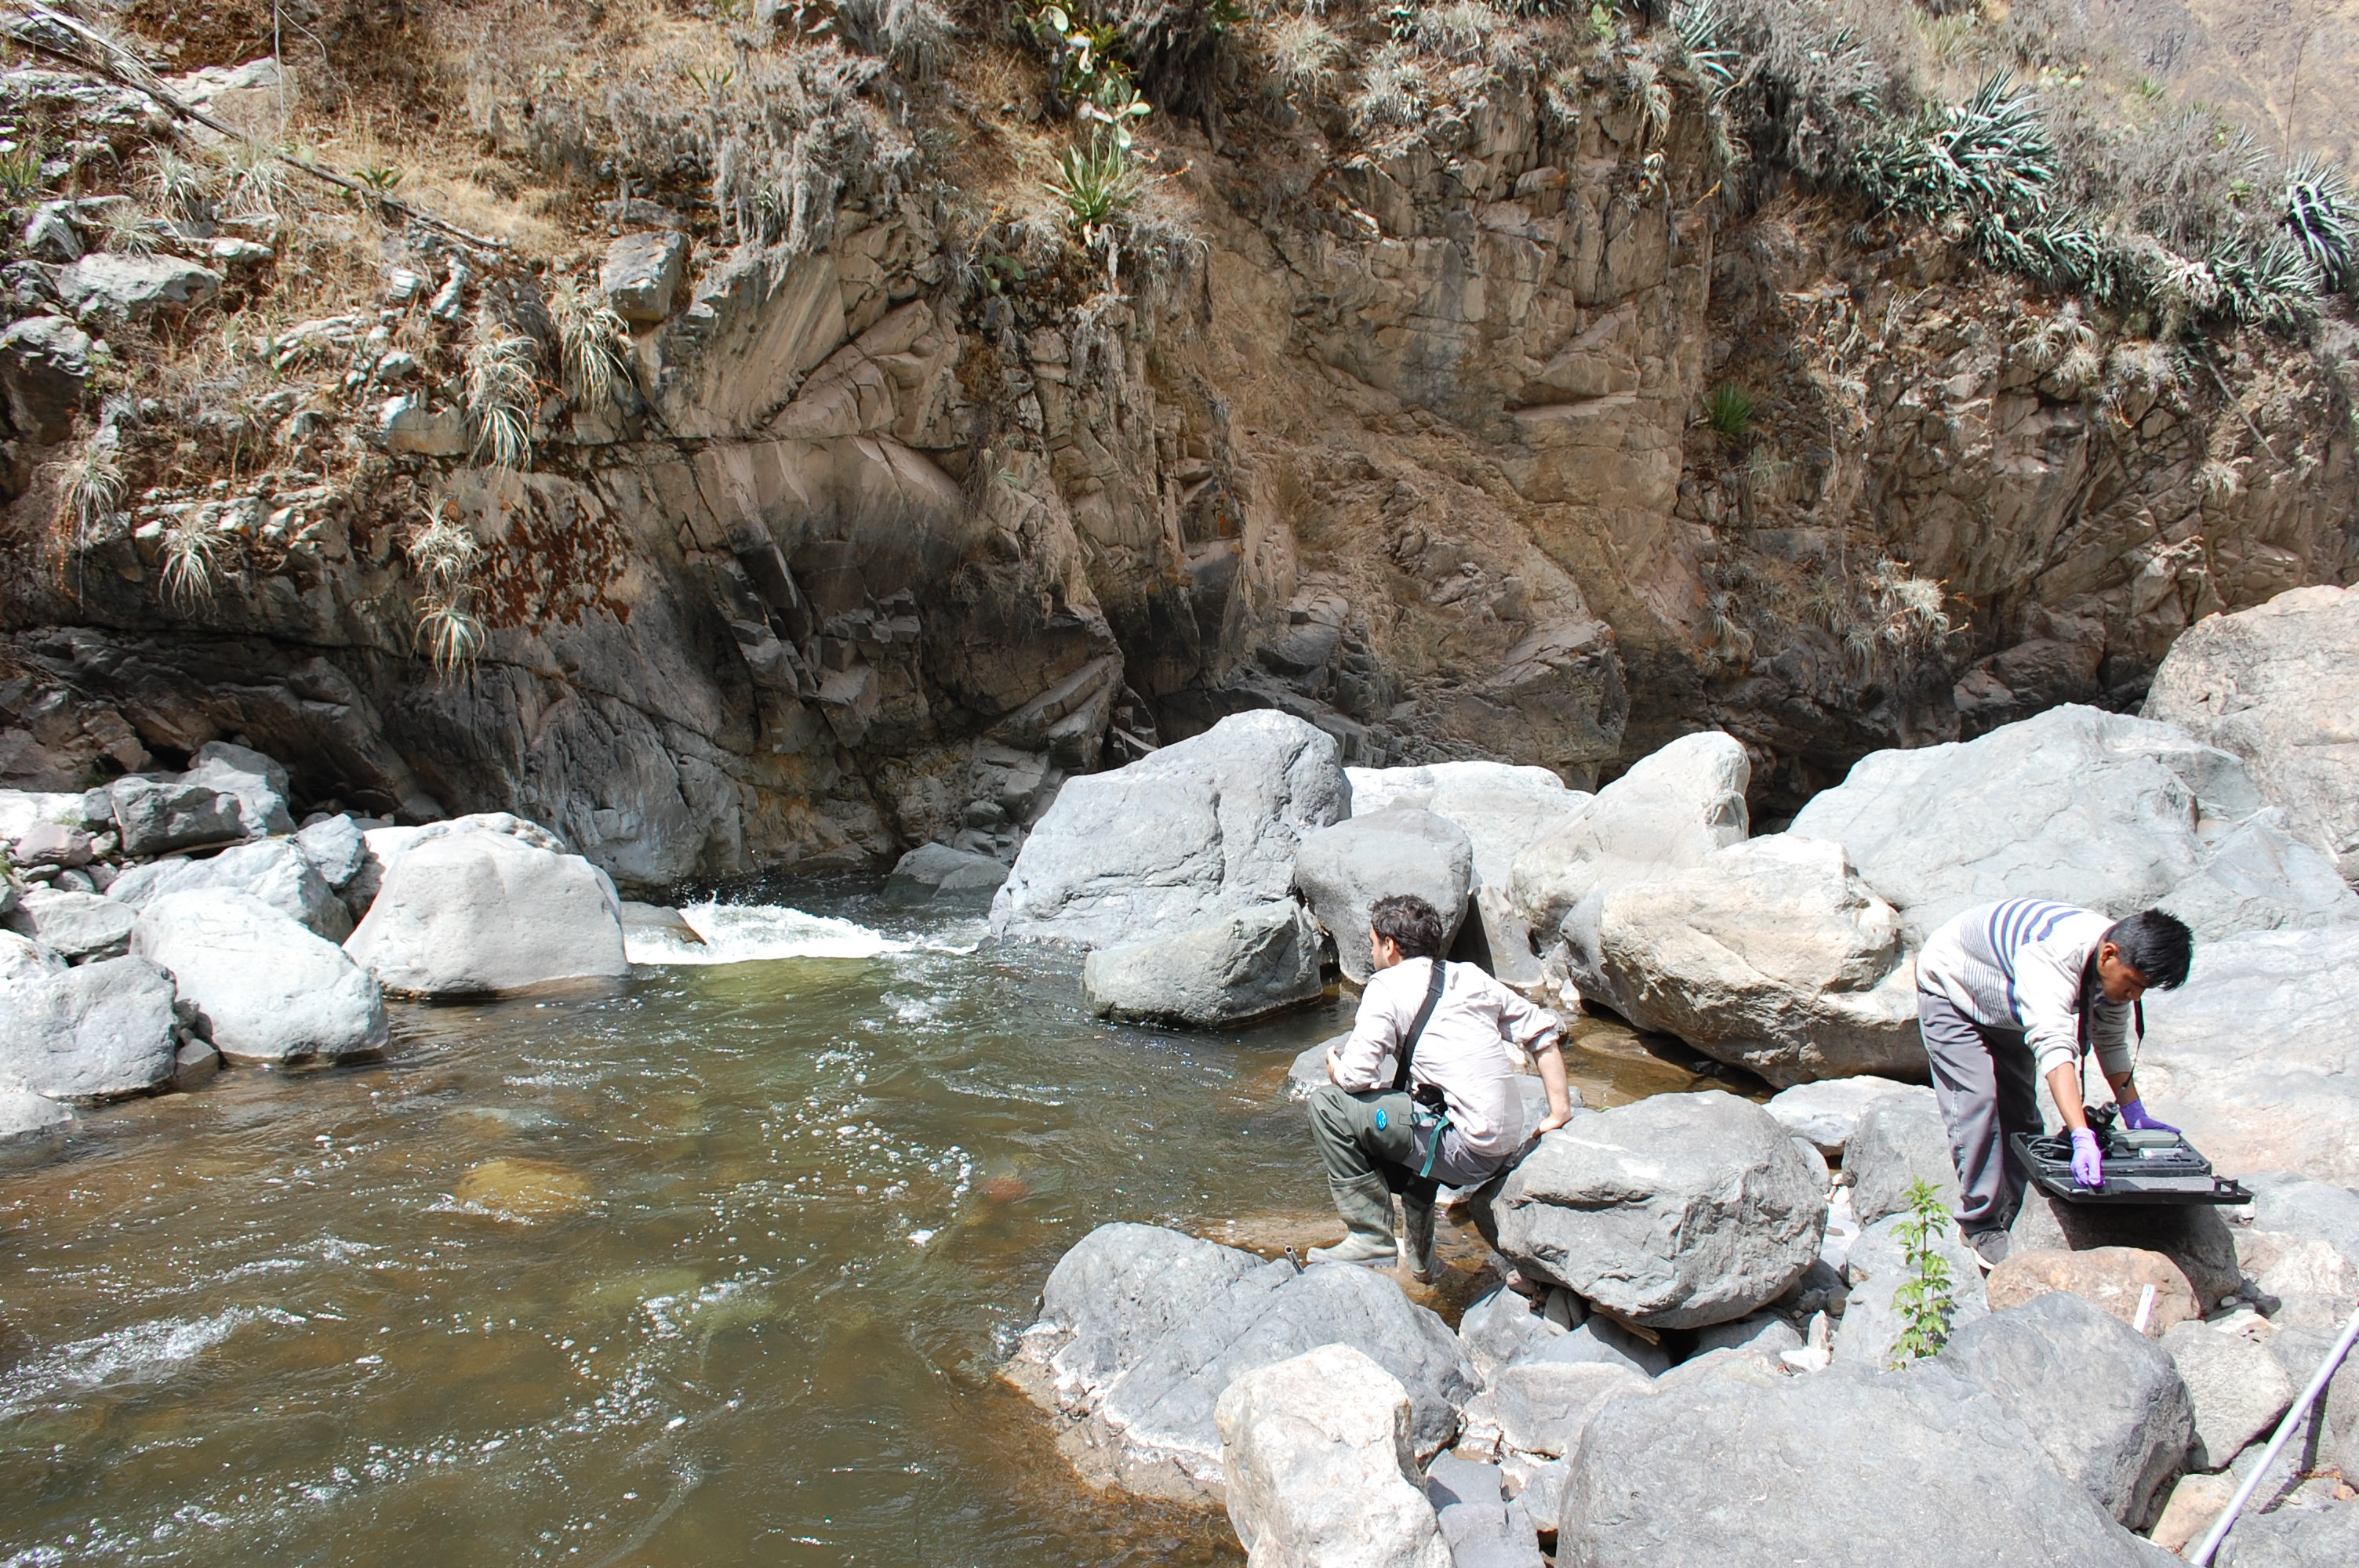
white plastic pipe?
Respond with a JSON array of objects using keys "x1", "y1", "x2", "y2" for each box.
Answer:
[
  {"x1": 2133, "y1": 1283, "x2": 2157, "y2": 1334},
  {"x1": 2190, "y1": 1298, "x2": 2359, "y2": 1566}
]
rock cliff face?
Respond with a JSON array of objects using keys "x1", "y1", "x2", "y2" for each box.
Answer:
[{"x1": 1, "y1": 9, "x2": 2352, "y2": 890}]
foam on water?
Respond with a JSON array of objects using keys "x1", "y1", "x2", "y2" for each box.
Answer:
[
  {"x1": 0, "y1": 1308, "x2": 257, "y2": 1421},
  {"x1": 625, "y1": 902, "x2": 915, "y2": 966}
]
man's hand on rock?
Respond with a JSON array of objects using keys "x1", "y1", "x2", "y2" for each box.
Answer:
[{"x1": 1532, "y1": 1108, "x2": 1573, "y2": 1136}]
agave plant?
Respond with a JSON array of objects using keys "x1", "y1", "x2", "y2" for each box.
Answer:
[
  {"x1": 1672, "y1": 0, "x2": 1741, "y2": 97},
  {"x1": 405, "y1": 501, "x2": 485, "y2": 599},
  {"x1": 1045, "y1": 133, "x2": 1140, "y2": 233},
  {"x1": 415, "y1": 597, "x2": 487, "y2": 680},
  {"x1": 549, "y1": 283, "x2": 634, "y2": 413},
  {"x1": 2209, "y1": 235, "x2": 2324, "y2": 331},
  {"x1": 2283, "y1": 155, "x2": 2355, "y2": 292},
  {"x1": 1863, "y1": 74, "x2": 2056, "y2": 223},
  {"x1": 1700, "y1": 380, "x2": 1756, "y2": 444},
  {"x1": 159, "y1": 511, "x2": 224, "y2": 608},
  {"x1": 462, "y1": 311, "x2": 538, "y2": 470}
]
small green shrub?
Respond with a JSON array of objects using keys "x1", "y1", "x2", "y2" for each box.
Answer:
[
  {"x1": 0, "y1": 147, "x2": 45, "y2": 201},
  {"x1": 1701, "y1": 380, "x2": 1756, "y2": 442},
  {"x1": 1888, "y1": 1175, "x2": 1958, "y2": 1366},
  {"x1": 1045, "y1": 133, "x2": 1141, "y2": 231}
]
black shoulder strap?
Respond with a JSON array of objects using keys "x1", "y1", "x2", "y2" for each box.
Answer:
[{"x1": 1392, "y1": 959, "x2": 1449, "y2": 1093}]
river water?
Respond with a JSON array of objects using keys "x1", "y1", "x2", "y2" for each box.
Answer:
[{"x1": 0, "y1": 884, "x2": 1731, "y2": 1567}]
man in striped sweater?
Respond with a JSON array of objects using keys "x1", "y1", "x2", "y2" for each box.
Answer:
[{"x1": 1914, "y1": 899, "x2": 2195, "y2": 1266}]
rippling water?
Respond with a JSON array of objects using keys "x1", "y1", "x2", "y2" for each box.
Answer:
[{"x1": 0, "y1": 882, "x2": 1729, "y2": 1566}]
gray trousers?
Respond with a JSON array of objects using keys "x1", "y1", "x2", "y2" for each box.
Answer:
[
  {"x1": 1917, "y1": 989, "x2": 2042, "y2": 1233},
  {"x1": 1307, "y1": 1085, "x2": 1508, "y2": 1195}
]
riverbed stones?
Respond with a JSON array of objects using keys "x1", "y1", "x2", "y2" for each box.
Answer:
[
  {"x1": 107, "y1": 775, "x2": 246, "y2": 855},
  {"x1": 1554, "y1": 1357, "x2": 2176, "y2": 1568},
  {"x1": 1787, "y1": 704, "x2": 2292, "y2": 941},
  {"x1": 0, "y1": 931, "x2": 62, "y2": 995},
  {"x1": 991, "y1": 713, "x2": 1347, "y2": 949},
  {"x1": 107, "y1": 838, "x2": 352, "y2": 941},
  {"x1": 1345, "y1": 760, "x2": 1590, "y2": 984},
  {"x1": 2216, "y1": 1501, "x2": 2359, "y2": 1568},
  {"x1": 1517, "y1": 1316, "x2": 1670, "y2": 1379},
  {"x1": 133, "y1": 891, "x2": 386, "y2": 1064},
  {"x1": 2144, "y1": 585, "x2": 2359, "y2": 883},
  {"x1": 2008, "y1": 1192, "x2": 2242, "y2": 1310},
  {"x1": 1459, "y1": 1287, "x2": 1569, "y2": 1386},
  {"x1": 1507, "y1": 731, "x2": 1749, "y2": 993},
  {"x1": 1491, "y1": 1358, "x2": 1652, "y2": 1458},
  {"x1": 1765, "y1": 1076, "x2": 1932, "y2": 1156},
  {"x1": 1846, "y1": 1098, "x2": 1962, "y2": 1225},
  {"x1": 0, "y1": 954, "x2": 178, "y2": 1099},
  {"x1": 1584, "y1": 836, "x2": 1921, "y2": 1086},
  {"x1": 1005, "y1": 1222, "x2": 1475, "y2": 1501},
  {"x1": 1292, "y1": 808, "x2": 1474, "y2": 982},
  {"x1": 294, "y1": 813, "x2": 368, "y2": 891},
  {"x1": 1985, "y1": 1247, "x2": 2201, "y2": 1333},
  {"x1": 1833, "y1": 1211, "x2": 1989, "y2": 1369},
  {"x1": 3, "y1": 886, "x2": 133, "y2": 962},
  {"x1": 1493, "y1": 1090, "x2": 1825, "y2": 1329},
  {"x1": 882, "y1": 842, "x2": 1008, "y2": 906},
  {"x1": 1422, "y1": 1455, "x2": 1543, "y2": 1568},
  {"x1": 1215, "y1": 1343, "x2": 1452, "y2": 1568},
  {"x1": 1081, "y1": 902, "x2": 1322, "y2": 1027},
  {"x1": 179, "y1": 741, "x2": 296, "y2": 839},
  {"x1": 343, "y1": 829, "x2": 630, "y2": 996},
  {"x1": 1940, "y1": 1290, "x2": 2193, "y2": 1528},
  {"x1": 2162, "y1": 1319, "x2": 2296, "y2": 1470}
]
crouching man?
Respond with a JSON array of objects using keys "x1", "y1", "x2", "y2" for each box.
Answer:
[
  {"x1": 1915, "y1": 899, "x2": 2194, "y2": 1266},
  {"x1": 1306, "y1": 893, "x2": 1576, "y2": 1280}
]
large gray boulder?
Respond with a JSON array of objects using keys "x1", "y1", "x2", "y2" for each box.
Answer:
[
  {"x1": 107, "y1": 838, "x2": 352, "y2": 941},
  {"x1": 1507, "y1": 731, "x2": 1749, "y2": 994},
  {"x1": 294, "y1": 813, "x2": 369, "y2": 892},
  {"x1": 1292, "y1": 807, "x2": 1474, "y2": 982},
  {"x1": 3, "y1": 886, "x2": 133, "y2": 962},
  {"x1": 1458, "y1": 1286, "x2": 1571, "y2": 1386},
  {"x1": 1005, "y1": 1222, "x2": 1476, "y2": 1502},
  {"x1": 2145, "y1": 585, "x2": 2359, "y2": 882},
  {"x1": 1586, "y1": 836, "x2": 1921, "y2": 1086},
  {"x1": 1765, "y1": 1076, "x2": 1933, "y2": 1157},
  {"x1": 1940, "y1": 1290, "x2": 2193, "y2": 1529},
  {"x1": 344, "y1": 812, "x2": 568, "y2": 916},
  {"x1": 1494, "y1": 1091, "x2": 1826, "y2": 1328},
  {"x1": 2132, "y1": 928, "x2": 2359, "y2": 1185},
  {"x1": 1847, "y1": 1098, "x2": 1963, "y2": 1225},
  {"x1": 1491, "y1": 1358, "x2": 1652, "y2": 1458},
  {"x1": 2156, "y1": 812, "x2": 2359, "y2": 941},
  {"x1": 1346, "y1": 761, "x2": 1591, "y2": 984},
  {"x1": 1518, "y1": 1317, "x2": 1671, "y2": 1379},
  {"x1": 1788, "y1": 704, "x2": 2339, "y2": 944},
  {"x1": 2215, "y1": 1501, "x2": 2359, "y2": 1568},
  {"x1": 2162, "y1": 1319, "x2": 2295, "y2": 1470},
  {"x1": 882, "y1": 842, "x2": 1008, "y2": 907},
  {"x1": 178, "y1": 742, "x2": 296, "y2": 840},
  {"x1": 1555, "y1": 1357, "x2": 2178, "y2": 1568},
  {"x1": 0, "y1": 931, "x2": 64, "y2": 996},
  {"x1": 57, "y1": 252, "x2": 220, "y2": 323},
  {"x1": 0, "y1": 955, "x2": 179, "y2": 1099},
  {"x1": 343, "y1": 828, "x2": 629, "y2": 996},
  {"x1": 133, "y1": 891, "x2": 387, "y2": 1064},
  {"x1": 1834, "y1": 1211, "x2": 1989, "y2": 1369},
  {"x1": 1214, "y1": 1343, "x2": 1452, "y2": 1568},
  {"x1": 991, "y1": 712, "x2": 1349, "y2": 948},
  {"x1": 1081, "y1": 902, "x2": 1323, "y2": 1027},
  {"x1": 2246, "y1": 1174, "x2": 2359, "y2": 1269},
  {"x1": 108, "y1": 775, "x2": 245, "y2": 855}
]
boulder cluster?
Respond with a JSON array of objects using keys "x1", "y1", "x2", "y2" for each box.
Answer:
[{"x1": 0, "y1": 741, "x2": 630, "y2": 1148}]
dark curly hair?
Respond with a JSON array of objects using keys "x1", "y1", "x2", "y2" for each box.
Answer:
[{"x1": 1369, "y1": 894, "x2": 1447, "y2": 961}]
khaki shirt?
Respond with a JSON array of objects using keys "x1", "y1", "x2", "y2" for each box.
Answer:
[{"x1": 1331, "y1": 957, "x2": 1560, "y2": 1158}]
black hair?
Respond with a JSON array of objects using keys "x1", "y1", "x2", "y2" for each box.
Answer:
[
  {"x1": 2106, "y1": 909, "x2": 2194, "y2": 989},
  {"x1": 1369, "y1": 894, "x2": 1447, "y2": 961}
]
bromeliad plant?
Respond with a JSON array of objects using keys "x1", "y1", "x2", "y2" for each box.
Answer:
[
  {"x1": 1030, "y1": 2, "x2": 1154, "y2": 239},
  {"x1": 1888, "y1": 1176, "x2": 1959, "y2": 1367}
]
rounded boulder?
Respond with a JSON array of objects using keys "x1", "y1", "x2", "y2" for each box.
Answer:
[{"x1": 342, "y1": 829, "x2": 629, "y2": 996}]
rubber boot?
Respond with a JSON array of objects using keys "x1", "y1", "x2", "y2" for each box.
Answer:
[
  {"x1": 1401, "y1": 1193, "x2": 1438, "y2": 1283},
  {"x1": 1307, "y1": 1175, "x2": 1397, "y2": 1267}
]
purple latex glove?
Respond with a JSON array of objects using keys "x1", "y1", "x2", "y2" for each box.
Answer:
[
  {"x1": 2070, "y1": 1127, "x2": 2104, "y2": 1189},
  {"x1": 2118, "y1": 1099, "x2": 2179, "y2": 1134}
]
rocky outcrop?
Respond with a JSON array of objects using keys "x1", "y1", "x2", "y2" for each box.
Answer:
[
  {"x1": 1081, "y1": 902, "x2": 1323, "y2": 1027},
  {"x1": 2144, "y1": 586, "x2": 2359, "y2": 882},
  {"x1": 1004, "y1": 1222, "x2": 1475, "y2": 1503},
  {"x1": 992, "y1": 712, "x2": 1348, "y2": 948},
  {"x1": 881, "y1": 842, "x2": 1007, "y2": 906},
  {"x1": 1584, "y1": 835, "x2": 1919, "y2": 1085},
  {"x1": 1291, "y1": 807, "x2": 1473, "y2": 982},
  {"x1": 1214, "y1": 1345, "x2": 1452, "y2": 1568},
  {"x1": 343, "y1": 827, "x2": 630, "y2": 995},
  {"x1": 1494, "y1": 1090, "x2": 1824, "y2": 1329}
]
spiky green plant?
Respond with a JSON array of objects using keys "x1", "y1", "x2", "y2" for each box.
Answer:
[
  {"x1": 550, "y1": 283, "x2": 634, "y2": 412},
  {"x1": 159, "y1": 512, "x2": 224, "y2": 607},
  {"x1": 56, "y1": 437, "x2": 124, "y2": 544},
  {"x1": 2283, "y1": 155, "x2": 2354, "y2": 291},
  {"x1": 1045, "y1": 133, "x2": 1140, "y2": 232},
  {"x1": 462, "y1": 313, "x2": 537, "y2": 469},
  {"x1": 1701, "y1": 380, "x2": 1756, "y2": 443},
  {"x1": 405, "y1": 501, "x2": 485, "y2": 598},
  {"x1": 139, "y1": 147, "x2": 213, "y2": 223},
  {"x1": 215, "y1": 136, "x2": 292, "y2": 219},
  {"x1": 1266, "y1": 12, "x2": 1343, "y2": 101},
  {"x1": 1673, "y1": 0, "x2": 1741, "y2": 96},
  {"x1": 0, "y1": 146, "x2": 45, "y2": 201},
  {"x1": 92, "y1": 202, "x2": 160, "y2": 257},
  {"x1": 1859, "y1": 73, "x2": 2055, "y2": 222},
  {"x1": 1888, "y1": 1177, "x2": 1958, "y2": 1366},
  {"x1": 416, "y1": 597, "x2": 487, "y2": 680}
]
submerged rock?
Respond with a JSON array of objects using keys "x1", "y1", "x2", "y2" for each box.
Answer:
[
  {"x1": 1004, "y1": 1222, "x2": 1475, "y2": 1502},
  {"x1": 133, "y1": 891, "x2": 386, "y2": 1064},
  {"x1": 883, "y1": 842, "x2": 1008, "y2": 906},
  {"x1": 1555, "y1": 1357, "x2": 2174, "y2": 1567},
  {"x1": 1081, "y1": 902, "x2": 1322, "y2": 1028},
  {"x1": 1215, "y1": 1343, "x2": 1452, "y2": 1568},
  {"x1": 1292, "y1": 807, "x2": 1474, "y2": 983},
  {"x1": 1940, "y1": 1290, "x2": 2193, "y2": 1529},
  {"x1": 1346, "y1": 760, "x2": 1590, "y2": 985},
  {"x1": 1494, "y1": 1090, "x2": 1824, "y2": 1329},
  {"x1": 343, "y1": 829, "x2": 629, "y2": 996},
  {"x1": 992, "y1": 712, "x2": 1349, "y2": 949},
  {"x1": 2144, "y1": 585, "x2": 2359, "y2": 883},
  {"x1": 0, "y1": 955, "x2": 178, "y2": 1099},
  {"x1": 1585, "y1": 835, "x2": 1920, "y2": 1085}
]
